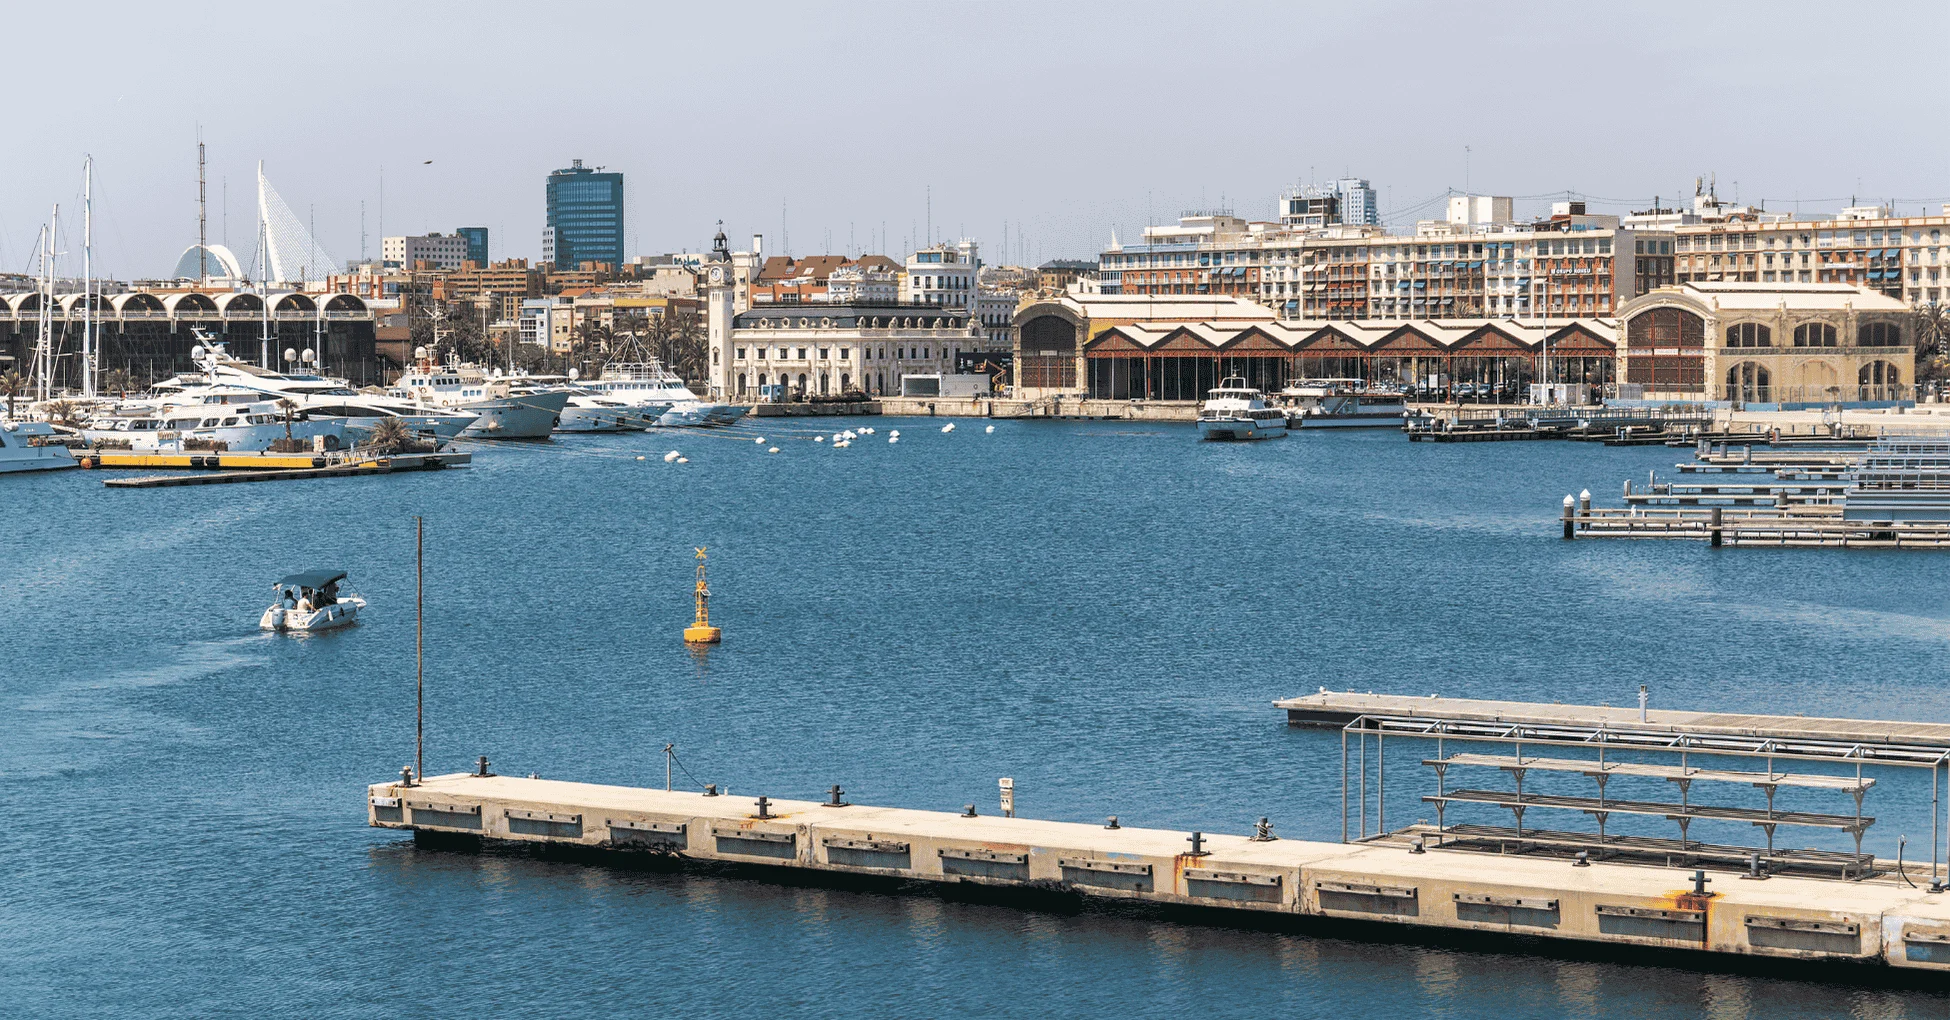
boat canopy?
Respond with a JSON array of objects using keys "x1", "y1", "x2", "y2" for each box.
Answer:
[{"x1": 276, "y1": 569, "x2": 347, "y2": 589}]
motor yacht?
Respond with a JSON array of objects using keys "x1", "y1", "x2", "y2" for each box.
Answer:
[
  {"x1": 261, "y1": 569, "x2": 365, "y2": 632},
  {"x1": 387, "y1": 355, "x2": 569, "y2": 440},
  {"x1": 1197, "y1": 377, "x2": 1288, "y2": 441},
  {"x1": 152, "y1": 342, "x2": 477, "y2": 444},
  {"x1": 497, "y1": 374, "x2": 645, "y2": 433},
  {"x1": 0, "y1": 419, "x2": 79, "y2": 473},
  {"x1": 585, "y1": 359, "x2": 743, "y2": 427},
  {"x1": 1280, "y1": 379, "x2": 1411, "y2": 429},
  {"x1": 80, "y1": 398, "x2": 349, "y2": 452}
]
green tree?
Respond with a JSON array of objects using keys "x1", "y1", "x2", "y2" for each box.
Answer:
[
  {"x1": 102, "y1": 368, "x2": 138, "y2": 399},
  {"x1": 1912, "y1": 303, "x2": 1950, "y2": 387},
  {"x1": 0, "y1": 369, "x2": 24, "y2": 419}
]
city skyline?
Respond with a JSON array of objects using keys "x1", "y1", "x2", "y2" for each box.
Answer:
[{"x1": 3, "y1": 1, "x2": 1948, "y2": 279}]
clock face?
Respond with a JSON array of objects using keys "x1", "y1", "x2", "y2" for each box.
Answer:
[{"x1": 710, "y1": 267, "x2": 725, "y2": 283}]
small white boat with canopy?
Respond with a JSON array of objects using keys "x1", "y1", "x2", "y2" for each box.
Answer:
[{"x1": 260, "y1": 569, "x2": 366, "y2": 632}]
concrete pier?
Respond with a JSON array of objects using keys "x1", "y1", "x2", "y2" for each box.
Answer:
[{"x1": 369, "y1": 772, "x2": 1950, "y2": 975}]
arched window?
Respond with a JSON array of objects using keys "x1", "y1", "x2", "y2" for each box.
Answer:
[
  {"x1": 1724, "y1": 323, "x2": 1771, "y2": 347},
  {"x1": 1624, "y1": 307, "x2": 1704, "y2": 348},
  {"x1": 819, "y1": 372, "x2": 829, "y2": 394},
  {"x1": 1859, "y1": 360, "x2": 1901, "y2": 398},
  {"x1": 840, "y1": 373, "x2": 850, "y2": 391},
  {"x1": 736, "y1": 373, "x2": 746, "y2": 393},
  {"x1": 1858, "y1": 322, "x2": 1902, "y2": 346},
  {"x1": 1725, "y1": 362, "x2": 1770, "y2": 403},
  {"x1": 1793, "y1": 323, "x2": 1838, "y2": 347},
  {"x1": 758, "y1": 373, "x2": 768, "y2": 387},
  {"x1": 797, "y1": 373, "x2": 807, "y2": 393}
]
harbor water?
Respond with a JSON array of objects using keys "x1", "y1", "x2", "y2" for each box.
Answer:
[{"x1": 4, "y1": 420, "x2": 1949, "y2": 1018}]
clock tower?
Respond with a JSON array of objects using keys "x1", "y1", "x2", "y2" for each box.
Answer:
[{"x1": 705, "y1": 222, "x2": 734, "y2": 399}]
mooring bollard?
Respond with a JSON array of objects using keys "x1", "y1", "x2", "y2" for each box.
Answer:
[
  {"x1": 1710, "y1": 506, "x2": 1724, "y2": 547},
  {"x1": 827, "y1": 784, "x2": 847, "y2": 807},
  {"x1": 400, "y1": 764, "x2": 415, "y2": 788},
  {"x1": 475, "y1": 755, "x2": 492, "y2": 777},
  {"x1": 703, "y1": 783, "x2": 719, "y2": 797},
  {"x1": 1562, "y1": 494, "x2": 1576, "y2": 539},
  {"x1": 755, "y1": 795, "x2": 773, "y2": 819},
  {"x1": 1105, "y1": 815, "x2": 1121, "y2": 829}
]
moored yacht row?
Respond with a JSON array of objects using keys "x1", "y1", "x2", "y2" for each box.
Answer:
[
  {"x1": 1197, "y1": 377, "x2": 1413, "y2": 440},
  {"x1": 8, "y1": 332, "x2": 749, "y2": 461}
]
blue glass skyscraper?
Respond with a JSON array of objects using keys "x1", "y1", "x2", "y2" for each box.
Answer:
[
  {"x1": 545, "y1": 160, "x2": 624, "y2": 270},
  {"x1": 456, "y1": 226, "x2": 489, "y2": 266}
]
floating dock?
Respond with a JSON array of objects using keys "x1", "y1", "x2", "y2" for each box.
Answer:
[
  {"x1": 101, "y1": 452, "x2": 469, "y2": 488},
  {"x1": 368, "y1": 770, "x2": 1950, "y2": 976},
  {"x1": 1272, "y1": 690, "x2": 1950, "y2": 747}
]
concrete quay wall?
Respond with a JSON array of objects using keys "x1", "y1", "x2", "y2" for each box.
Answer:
[{"x1": 369, "y1": 774, "x2": 1950, "y2": 973}]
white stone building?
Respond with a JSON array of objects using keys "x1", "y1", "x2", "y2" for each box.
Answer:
[{"x1": 382, "y1": 233, "x2": 470, "y2": 271}]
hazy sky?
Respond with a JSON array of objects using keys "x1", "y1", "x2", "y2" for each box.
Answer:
[{"x1": 6, "y1": 0, "x2": 1948, "y2": 280}]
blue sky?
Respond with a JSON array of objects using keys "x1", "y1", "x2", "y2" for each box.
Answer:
[{"x1": 4, "y1": 0, "x2": 1946, "y2": 277}]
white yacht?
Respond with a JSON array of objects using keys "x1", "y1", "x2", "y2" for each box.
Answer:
[
  {"x1": 499, "y1": 374, "x2": 644, "y2": 433},
  {"x1": 0, "y1": 420, "x2": 79, "y2": 473},
  {"x1": 586, "y1": 359, "x2": 743, "y2": 427},
  {"x1": 558, "y1": 390, "x2": 649, "y2": 432},
  {"x1": 1197, "y1": 377, "x2": 1288, "y2": 441},
  {"x1": 80, "y1": 398, "x2": 349, "y2": 452},
  {"x1": 387, "y1": 354, "x2": 570, "y2": 440},
  {"x1": 1280, "y1": 379, "x2": 1411, "y2": 429},
  {"x1": 151, "y1": 346, "x2": 477, "y2": 445}
]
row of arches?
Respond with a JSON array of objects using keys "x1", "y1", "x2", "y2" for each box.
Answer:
[
  {"x1": 0, "y1": 291, "x2": 368, "y2": 317},
  {"x1": 1722, "y1": 360, "x2": 1903, "y2": 403},
  {"x1": 735, "y1": 371, "x2": 891, "y2": 398}
]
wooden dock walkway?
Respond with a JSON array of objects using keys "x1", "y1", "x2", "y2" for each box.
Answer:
[{"x1": 367, "y1": 770, "x2": 1950, "y2": 975}]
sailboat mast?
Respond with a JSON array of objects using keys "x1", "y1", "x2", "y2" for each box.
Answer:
[
  {"x1": 198, "y1": 139, "x2": 208, "y2": 285},
  {"x1": 258, "y1": 161, "x2": 270, "y2": 369},
  {"x1": 83, "y1": 155, "x2": 95, "y2": 399},
  {"x1": 40, "y1": 207, "x2": 57, "y2": 402}
]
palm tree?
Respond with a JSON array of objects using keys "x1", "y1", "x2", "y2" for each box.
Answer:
[
  {"x1": 276, "y1": 398, "x2": 299, "y2": 443},
  {"x1": 102, "y1": 368, "x2": 137, "y2": 399},
  {"x1": 42, "y1": 399, "x2": 81, "y2": 427},
  {"x1": 1911, "y1": 303, "x2": 1950, "y2": 389},
  {"x1": 0, "y1": 369, "x2": 23, "y2": 420},
  {"x1": 363, "y1": 416, "x2": 411, "y2": 455}
]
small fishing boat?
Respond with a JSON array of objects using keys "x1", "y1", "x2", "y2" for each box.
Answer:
[{"x1": 261, "y1": 569, "x2": 366, "y2": 632}]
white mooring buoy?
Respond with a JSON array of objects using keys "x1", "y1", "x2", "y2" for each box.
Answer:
[
  {"x1": 985, "y1": 425, "x2": 995, "y2": 433},
  {"x1": 663, "y1": 451, "x2": 681, "y2": 463},
  {"x1": 942, "y1": 422, "x2": 955, "y2": 432}
]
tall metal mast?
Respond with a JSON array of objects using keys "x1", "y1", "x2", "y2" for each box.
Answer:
[
  {"x1": 34, "y1": 223, "x2": 52, "y2": 403},
  {"x1": 198, "y1": 139, "x2": 208, "y2": 284},
  {"x1": 83, "y1": 155, "x2": 95, "y2": 399}
]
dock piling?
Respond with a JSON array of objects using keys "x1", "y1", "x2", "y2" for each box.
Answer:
[
  {"x1": 1710, "y1": 506, "x2": 1724, "y2": 546},
  {"x1": 1561, "y1": 495, "x2": 1575, "y2": 539}
]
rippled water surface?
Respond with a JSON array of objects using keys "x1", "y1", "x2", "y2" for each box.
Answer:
[{"x1": 4, "y1": 420, "x2": 1949, "y2": 1018}]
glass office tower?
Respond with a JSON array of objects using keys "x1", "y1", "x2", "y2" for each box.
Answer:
[{"x1": 544, "y1": 160, "x2": 624, "y2": 270}]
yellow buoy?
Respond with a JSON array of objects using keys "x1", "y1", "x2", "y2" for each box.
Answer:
[{"x1": 683, "y1": 547, "x2": 722, "y2": 644}]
